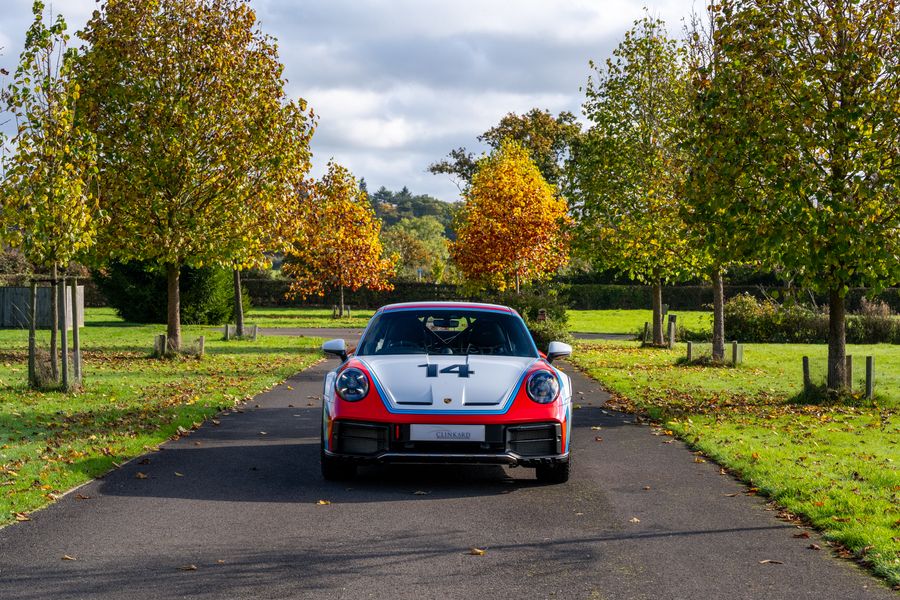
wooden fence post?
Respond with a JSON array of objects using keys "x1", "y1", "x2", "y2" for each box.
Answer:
[
  {"x1": 865, "y1": 356, "x2": 874, "y2": 399},
  {"x1": 28, "y1": 281, "x2": 37, "y2": 387},
  {"x1": 686, "y1": 341, "x2": 693, "y2": 362},
  {"x1": 668, "y1": 321, "x2": 676, "y2": 349},
  {"x1": 845, "y1": 355, "x2": 852, "y2": 392},
  {"x1": 71, "y1": 279, "x2": 81, "y2": 384},
  {"x1": 642, "y1": 322, "x2": 649, "y2": 345},
  {"x1": 252, "y1": 324, "x2": 258, "y2": 341},
  {"x1": 224, "y1": 324, "x2": 231, "y2": 341},
  {"x1": 802, "y1": 356, "x2": 810, "y2": 390},
  {"x1": 59, "y1": 277, "x2": 69, "y2": 391},
  {"x1": 197, "y1": 336, "x2": 205, "y2": 357}
]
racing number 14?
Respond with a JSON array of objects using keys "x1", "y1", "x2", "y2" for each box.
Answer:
[{"x1": 418, "y1": 364, "x2": 474, "y2": 378}]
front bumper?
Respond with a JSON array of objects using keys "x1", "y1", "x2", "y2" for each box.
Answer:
[{"x1": 325, "y1": 420, "x2": 568, "y2": 467}]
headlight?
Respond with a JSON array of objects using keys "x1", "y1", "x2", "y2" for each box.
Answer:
[
  {"x1": 336, "y1": 367, "x2": 369, "y2": 401},
  {"x1": 526, "y1": 370, "x2": 559, "y2": 404}
]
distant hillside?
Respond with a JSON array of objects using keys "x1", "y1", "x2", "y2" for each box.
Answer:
[{"x1": 368, "y1": 186, "x2": 458, "y2": 237}]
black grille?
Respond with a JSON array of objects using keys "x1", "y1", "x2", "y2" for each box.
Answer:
[
  {"x1": 507, "y1": 424, "x2": 561, "y2": 456},
  {"x1": 334, "y1": 422, "x2": 389, "y2": 455}
]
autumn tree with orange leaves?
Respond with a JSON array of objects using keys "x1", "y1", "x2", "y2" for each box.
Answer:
[
  {"x1": 451, "y1": 141, "x2": 570, "y2": 293},
  {"x1": 283, "y1": 161, "x2": 396, "y2": 316}
]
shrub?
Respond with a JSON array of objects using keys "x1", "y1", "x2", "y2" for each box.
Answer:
[
  {"x1": 847, "y1": 299, "x2": 899, "y2": 345},
  {"x1": 484, "y1": 287, "x2": 572, "y2": 351},
  {"x1": 94, "y1": 261, "x2": 247, "y2": 325},
  {"x1": 722, "y1": 294, "x2": 897, "y2": 344}
]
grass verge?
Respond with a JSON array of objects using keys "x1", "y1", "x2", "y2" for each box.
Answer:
[
  {"x1": 567, "y1": 309, "x2": 712, "y2": 335},
  {"x1": 244, "y1": 306, "x2": 374, "y2": 329},
  {"x1": 0, "y1": 308, "x2": 322, "y2": 525},
  {"x1": 570, "y1": 339, "x2": 900, "y2": 588}
]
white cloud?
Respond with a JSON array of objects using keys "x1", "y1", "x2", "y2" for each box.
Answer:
[{"x1": 2, "y1": 0, "x2": 698, "y2": 200}]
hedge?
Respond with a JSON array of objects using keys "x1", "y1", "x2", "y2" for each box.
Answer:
[{"x1": 69, "y1": 277, "x2": 900, "y2": 315}]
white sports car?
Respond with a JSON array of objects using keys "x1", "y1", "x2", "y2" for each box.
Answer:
[{"x1": 320, "y1": 301, "x2": 573, "y2": 483}]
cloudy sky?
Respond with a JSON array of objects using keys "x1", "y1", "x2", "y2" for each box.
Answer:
[{"x1": 1, "y1": 0, "x2": 693, "y2": 201}]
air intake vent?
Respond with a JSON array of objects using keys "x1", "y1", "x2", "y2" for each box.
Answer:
[{"x1": 507, "y1": 423, "x2": 560, "y2": 456}]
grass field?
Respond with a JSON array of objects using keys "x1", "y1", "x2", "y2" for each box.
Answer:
[
  {"x1": 241, "y1": 306, "x2": 714, "y2": 335},
  {"x1": 570, "y1": 340, "x2": 900, "y2": 587},
  {"x1": 567, "y1": 309, "x2": 712, "y2": 334},
  {"x1": 246, "y1": 306, "x2": 375, "y2": 329},
  {"x1": 0, "y1": 308, "x2": 322, "y2": 525}
]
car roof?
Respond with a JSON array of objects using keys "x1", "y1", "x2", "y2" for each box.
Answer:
[{"x1": 378, "y1": 301, "x2": 515, "y2": 314}]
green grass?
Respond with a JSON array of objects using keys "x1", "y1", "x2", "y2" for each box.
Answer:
[
  {"x1": 567, "y1": 309, "x2": 712, "y2": 334},
  {"x1": 0, "y1": 308, "x2": 322, "y2": 525},
  {"x1": 571, "y1": 339, "x2": 900, "y2": 587},
  {"x1": 245, "y1": 306, "x2": 374, "y2": 329}
]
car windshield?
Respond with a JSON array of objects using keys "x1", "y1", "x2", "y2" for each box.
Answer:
[{"x1": 356, "y1": 309, "x2": 538, "y2": 357}]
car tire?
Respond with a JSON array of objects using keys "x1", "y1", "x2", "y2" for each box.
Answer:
[
  {"x1": 535, "y1": 460, "x2": 570, "y2": 484},
  {"x1": 321, "y1": 448, "x2": 356, "y2": 481}
]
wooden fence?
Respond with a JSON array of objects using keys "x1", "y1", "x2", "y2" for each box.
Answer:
[{"x1": 0, "y1": 286, "x2": 84, "y2": 329}]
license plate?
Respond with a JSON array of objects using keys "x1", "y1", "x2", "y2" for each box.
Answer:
[{"x1": 410, "y1": 424, "x2": 485, "y2": 442}]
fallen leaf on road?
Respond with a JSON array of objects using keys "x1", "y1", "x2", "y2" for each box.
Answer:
[
  {"x1": 62, "y1": 555, "x2": 76, "y2": 561},
  {"x1": 138, "y1": 458, "x2": 151, "y2": 465},
  {"x1": 75, "y1": 494, "x2": 91, "y2": 500},
  {"x1": 590, "y1": 426, "x2": 602, "y2": 431},
  {"x1": 694, "y1": 457, "x2": 706, "y2": 463},
  {"x1": 594, "y1": 436, "x2": 603, "y2": 442},
  {"x1": 135, "y1": 472, "x2": 148, "y2": 479},
  {"x1": 724, "y1": 493, "x2": 739, "y2": 497},
  {"x1": 179, "y1": 564, "x2": 198, "y2": 571},
  {"x1": 642, "y1": 486, "x2": 651, "y2": 491},
  {"x1": 759, "y1": 559, "x2": 783, "y2": 565},
  {"x1": 413, "y1": 491, "x2": 430, "y2": 495},
  {"x1": 174, "y1": 472, "x2": 184, "y2": 477},
  {"x1": 662, "y1": 440, "x2": 674, "y2": 444},
  {"x1": 719, "y1": 468, "x2": 727, "y2": 476},
  {"x1": 258, "y1": 431, "x2": 267, "y2": 436},
  {"x1": 14, "y1": 512, "x2": 31, "y2": 521},
  {"x1": 211, "y1": 420, "x2": 221, "y2": 426},
  {"x1": 793, "y1": 532, "x2": 810, "y2": 539},
  {"x1": 469, "y1": 547, "x2": 486, "y2": 556},
  {"x1": 629, "y1": 517, "x2": 640, "y2": 523},
  {"x1": 216, "y1": 560, "x2": 225, "y2": 564},
  {"x1": 286, "y1": 385, "x2": 293, "y2": 390},
  {"x1": 316, "y1": 499, "x2": 331, "y2": 505},
  {"x1": 808, "y1": 544, "x2": 820, "y2": 550}
]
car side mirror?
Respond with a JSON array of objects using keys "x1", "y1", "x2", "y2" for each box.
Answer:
[
  {"x1": 546, "y1": 341, "x2": 572, "y2": 363},
  {"x1": 322, "y1": 339, "x2": 348, "y2": 362}
]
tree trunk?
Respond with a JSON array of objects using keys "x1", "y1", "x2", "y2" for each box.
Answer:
[
  {"x1": 28, "y1": 281, "x2": 37, "y2": 388},
  {"x1": 651, "y1": 278, "x2": 664, "y2": 346},
  {"x1": 827, "y1": 288, "x2": 847, "y2": 391},
  {"x1": 515, "y1": 271, "x2": 521, "y2": 295},
  {"x1": 339, "y1": 284, "x2": 345, "y2": 318},
  {"x1": 166, "y1": 264, "x2": 181, "y2": 353},
  {"x1": 712, "y1": 268, "x2": 725, "y2": 362},
  {"x1": 233, "y1": 268, "x2": 244, "y2": 337},
  {"x1": 50, "y1": 263, "x2": 58, "y2": 382}
]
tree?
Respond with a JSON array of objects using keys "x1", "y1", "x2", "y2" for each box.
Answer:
[
  {"x1": 451, "y1": 140, "x2": 570, "y2": 293},
  {"x1": 569, "y1": 15, "x2": 704, "y2": 345},
  {"x1": 2, "y1": 1, "x2": 98, "y2": 388},
  {"x1": 283, "y1": 161, "x2": 396, "y2": 315},
  {"x1": 430, "y1": 108, "x2": 581, "y2": 191},
  {"x1": 382, "y1": 216, "x2": 450, "y2": 282},
  {"x1": 678, "y1": 7, "x2": 754, "y2": 362},
  {"x1": 710, "y1": 0, "x2": 900, "y2": 389},
  {"x1": 77, "y1": 0, "x2": 315, "y2": 352},
  {"x1": 226, "y1": 100, "x2": 316, "y2": 337}
]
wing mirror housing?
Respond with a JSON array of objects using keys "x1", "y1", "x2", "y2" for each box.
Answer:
[
  {"x1": 322, "y1": 339, "x2": 348, "y2": 362},
  {"x1": 546, "y1": 341, "x2": 572, "y2": 364}
]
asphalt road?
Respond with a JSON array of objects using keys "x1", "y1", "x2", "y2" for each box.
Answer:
[{"x1": 0, "y1": 355, "x2": 894, "y2": 599}]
